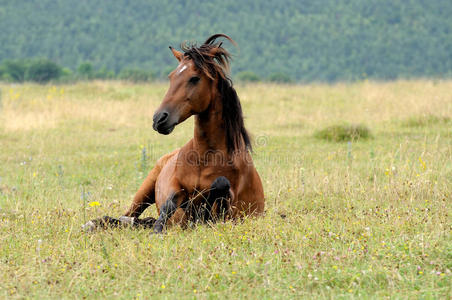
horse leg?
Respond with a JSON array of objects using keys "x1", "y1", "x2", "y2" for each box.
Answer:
[
  {"x1": 123, "y1": 164, "x2": 163, "y2": 217},
  {"x1": 124, "y1": 151, "x2": 183, "y2": 219},
  {"x1": 104, "y1": 216, "x2": 157, "y2": 228},
  {"x1": 132, "y1": 216, "x2": 157, "y2": 228},
  {"x1": 82, "y1": 215, "x2": 157, "y2": 232},
  {"x1": 153, "y1": 189, "x2": 187, "y2": 234},
  {"x1": 204, "y1": 176, "x2": 231, "y2": 222}
]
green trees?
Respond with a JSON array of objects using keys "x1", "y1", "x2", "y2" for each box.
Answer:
[
  {"x1": 1, "y1": 60, "x2": 28, "y2": 82},
  {"x1": 235, "y1": 71, "x2": 293, "y2": 83},
  {"x1": 77, "y1": 63, "x2": 95, "y2": 79},
  {"x1": 118, "y1": 69, "x2": 154, "y2": 82},
  {"x1": 0, "y1": 0, "x2": 451, "y2": 82},
  {"x1": 236, "y1": 71, "x2": 261, "y2": 82},
  {"x1": 268, "y1": 72, "x2": 292, "y2": 83},
  {"x1": 0, "y1": 59, "x2": 62, "y2": 83},
  {"x1": 0, "y1": 59, "x2": 155, "y2": 83},
  {"x1": 26, "y1": 59, "x2": 63, "y2": 83}
]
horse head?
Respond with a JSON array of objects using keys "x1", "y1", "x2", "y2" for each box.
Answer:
[{"x1": 152, "y1": 34, "x2": 235, "y2": 135}]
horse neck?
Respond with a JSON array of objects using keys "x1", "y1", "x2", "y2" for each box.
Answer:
[{"x1": 193, "y1": 92, "x2": 227, "y2": 155}]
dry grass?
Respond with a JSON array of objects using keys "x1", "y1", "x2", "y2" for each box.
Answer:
[{"x1": 0, "y1": 80, "x2": 451, "y2": 299}]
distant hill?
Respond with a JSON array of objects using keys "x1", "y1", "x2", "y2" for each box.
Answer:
[{"x1": 1, "y1": 0, "x2": 451, "y2": 81}]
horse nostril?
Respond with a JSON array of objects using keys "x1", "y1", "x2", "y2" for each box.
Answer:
[
  {"x1": 160, "y1": 112, "x2": 169, "y2": 123},
  {"x1": 155, "y1": 111, "x2": 169, "y2": 125}
]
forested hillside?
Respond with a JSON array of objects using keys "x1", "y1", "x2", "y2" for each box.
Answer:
[{"x1": 1, "y1": 0, "x2": 452, "y2": 81}]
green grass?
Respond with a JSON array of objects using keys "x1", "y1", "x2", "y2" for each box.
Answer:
[
  {"x1": 0, "y1": 80, "x2": 451, "y2": 299},
  {"x1": 314, "y1": 123, "x2": 372, "y2": 142},
  {"x1": 402, "y1": 114, "x2": 451, "y2": 128}
]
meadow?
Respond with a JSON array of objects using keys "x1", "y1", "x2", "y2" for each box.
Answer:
[{"x1": 0, "y1": 80, "x2": 451, "y2": 299}]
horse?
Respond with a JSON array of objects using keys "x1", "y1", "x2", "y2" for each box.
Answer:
[{"x1": 83, "y1": 34, "x2": 264, "y2": 233}]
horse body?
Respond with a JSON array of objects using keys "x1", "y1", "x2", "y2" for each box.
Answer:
[
  {"x1": 128, "y1": 103, "x2": 264, "y2": 227},
  {"x1": 149, "y1": 147, "x2": 264, "y2": 227},
  {"x1": 85, "y1": 34, "x2": 264, "y2": 233}
]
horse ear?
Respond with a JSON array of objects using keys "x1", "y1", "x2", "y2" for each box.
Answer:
[{"x1": 169, "y1": 46, "x2": 183, "y2": 62}]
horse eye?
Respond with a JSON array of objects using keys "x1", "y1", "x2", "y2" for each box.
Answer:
[{"x1": 189, "y1": 76, "x2": 200, "y2": 84}]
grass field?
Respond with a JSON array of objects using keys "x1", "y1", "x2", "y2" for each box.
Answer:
[{"x1": 0, "y1": 80, "x2": 451, "y2": 299}]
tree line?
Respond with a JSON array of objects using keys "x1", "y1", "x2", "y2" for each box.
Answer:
[
  {"x1": 0, "y1": 58, "x2": 292, "y2": 83},
  {"x1": 0, "y1": 59, "x2": 154, "y2": 83}
]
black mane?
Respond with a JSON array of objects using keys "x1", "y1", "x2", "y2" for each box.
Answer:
[{"x1": 181, "y1": 34, "x2": 252, "y2": 153}]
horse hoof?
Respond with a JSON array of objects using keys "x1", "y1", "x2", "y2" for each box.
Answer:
[
  {"x1": 82, "y1": 220, "x2": 97, "y2": 232},
  {"x1": 152, "y1": 224, "x2": 164, "y2": 234},
  {"x1": 118, "y1": 216, "x2": 135, "y2": 226},
  {"x1": 212, "y1": 176, "x2": 230, "y2": 191}
]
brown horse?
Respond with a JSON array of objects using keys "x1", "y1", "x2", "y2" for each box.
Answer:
[{"x1": 84, "y1": 34, "x2": 264, "y2": 233}]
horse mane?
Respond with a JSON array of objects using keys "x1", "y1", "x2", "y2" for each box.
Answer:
[{"x1": 181, "y1": 34, "x2": 252, "y2": 153}]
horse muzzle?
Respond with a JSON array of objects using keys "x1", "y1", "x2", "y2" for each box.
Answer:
[{"x1": 152, "y1": 110, "x2": 177, "y2": 135}]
